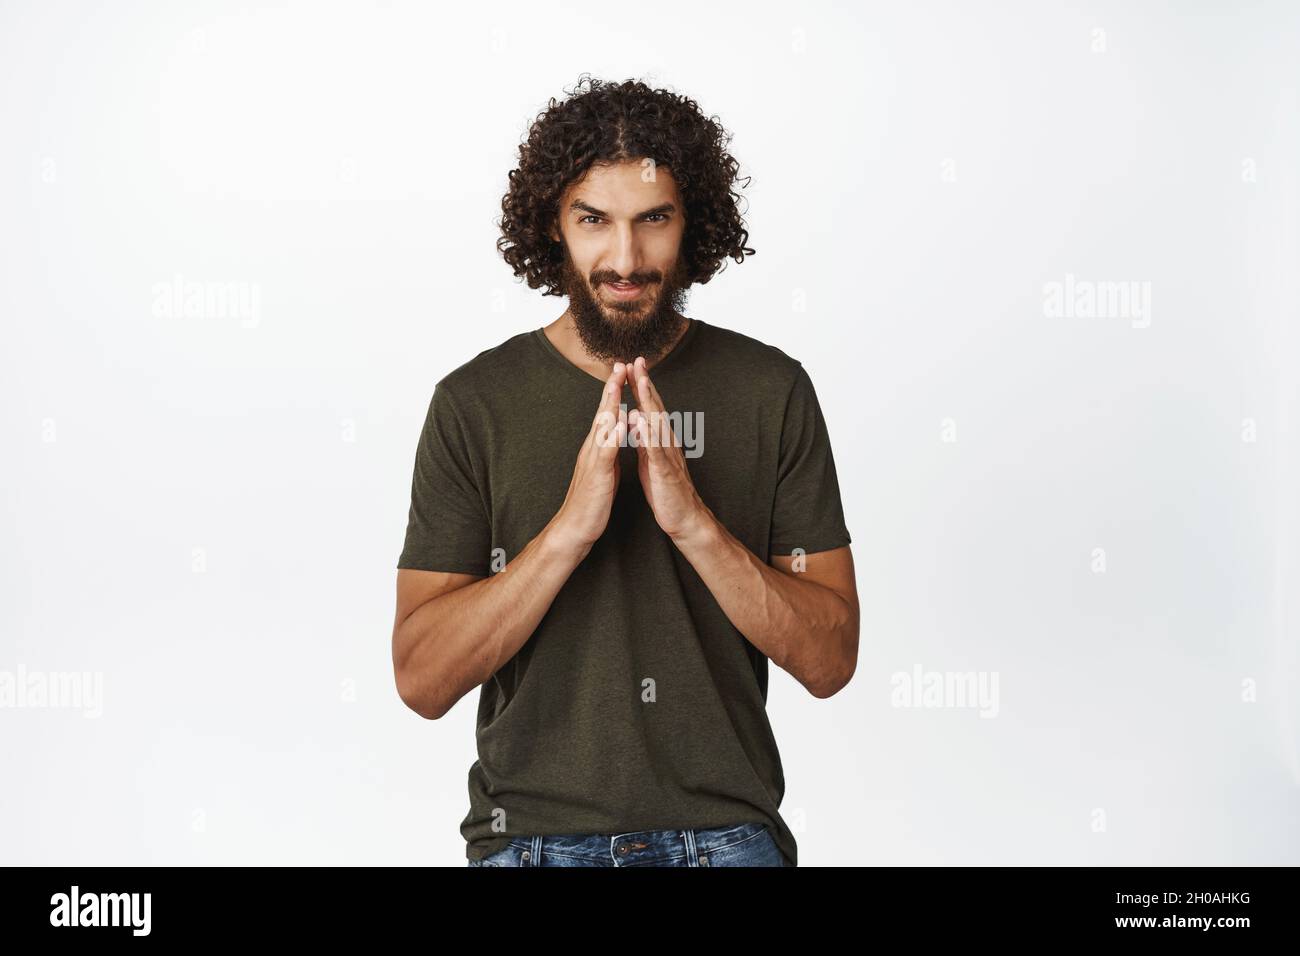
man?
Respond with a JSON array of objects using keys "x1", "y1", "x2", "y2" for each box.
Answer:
[{"x1": 392, "y1": 76, "x2": 858, "y2": 868}]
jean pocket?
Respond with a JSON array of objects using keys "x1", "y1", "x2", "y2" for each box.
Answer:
[
  {"x1": 695, "y1": 821, "x2": 767, "y2": 852},
  {"x1": 471, "y1": 838, "x2": 532, "y2": 867},
  {"x1": 697, "y1": 824, "x2": 783, "y2": 867}
]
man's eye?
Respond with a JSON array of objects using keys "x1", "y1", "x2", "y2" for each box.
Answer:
[{"x1": 578, "y1": 214, "x2": 668, "y2": 224}]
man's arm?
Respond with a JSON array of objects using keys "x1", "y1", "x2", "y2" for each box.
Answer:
[
  {"x1": 392, "y1": 362, "x2": 631, "y2": 720},
  {"x1": 670, "y1": 514, "x2": 859, "y2": 699},
  {"x1": 622, "y1": 355, "x2": 858, "y2": 699},
  {"x1": 392, "y1": 517, "x2": 588, "y2": 720}
]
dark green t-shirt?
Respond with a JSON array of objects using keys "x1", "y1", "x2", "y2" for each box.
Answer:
[{"x1": 397, "y1": 317, "x2": 852, "y2": 866}]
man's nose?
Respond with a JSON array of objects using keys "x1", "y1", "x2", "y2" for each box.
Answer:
[{"x1": 606, "y1": 223, "x2": 642, "y2": 280}]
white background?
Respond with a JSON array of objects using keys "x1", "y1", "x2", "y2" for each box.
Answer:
[{"x1": 2, "y1": 0, "x2": 1297, "y2": 865}]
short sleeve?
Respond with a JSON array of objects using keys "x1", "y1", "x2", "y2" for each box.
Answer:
[
  {"x1": 769, "y1": 364, "x2": 852, "y2": 557},
  {"x1": 397, "y1": 381, "x2": 492, "y2": 575}
]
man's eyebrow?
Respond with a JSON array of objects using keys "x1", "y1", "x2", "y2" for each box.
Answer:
[{"x1": 569, "y1": 200, "x2": 677, "y2": 219}]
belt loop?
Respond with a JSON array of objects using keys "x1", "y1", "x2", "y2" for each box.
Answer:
[
  {"x1": 683, "y1": 828, "x2": 698, "y2": 867},
  {"x1": 529, "y1": 834, "x2": 543, "y2": 867}
]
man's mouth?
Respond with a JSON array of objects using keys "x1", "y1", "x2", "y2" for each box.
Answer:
[{"x1": 604, "y1": 280, "x2": 646, "y2": 299}]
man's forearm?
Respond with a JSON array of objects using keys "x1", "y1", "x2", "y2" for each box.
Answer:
[
  {"x1": 669, "y1": 506, "x2": 856, "y2": 698},
  {"x1": 395, "y1": 517, "x2": 589, "y2": 719}
]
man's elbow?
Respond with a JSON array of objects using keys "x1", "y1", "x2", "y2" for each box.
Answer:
[
  {"x1": 809, "y1": 661, "x2": 855, "y2": 699},
  {"x1": 395, "y1": 670, "x2": 446, "y2": 720},
  {"x1": 810, "y1": 623, "x2": 858, "y2": 699}
]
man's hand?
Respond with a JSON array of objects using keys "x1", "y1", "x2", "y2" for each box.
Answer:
[
  {"x1": 553, "y1": 362, "x2": 629, "y2": 552},
  {"x1": 626, "y1": 355, "x2": 709, "y2": 541}
]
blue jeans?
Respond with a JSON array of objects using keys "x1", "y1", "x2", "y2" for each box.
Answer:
[{"x1": 466, "y1": 821, "x2": 790, "y2": 867}]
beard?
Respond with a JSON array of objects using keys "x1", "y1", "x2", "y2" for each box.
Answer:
[{"x1": 559, "y1": 246, "x2": 693, "y2": 365}]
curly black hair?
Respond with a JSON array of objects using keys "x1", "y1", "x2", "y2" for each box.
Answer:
[{"x1": 497, "y1": 74, "x2": 755, "y2": 297}]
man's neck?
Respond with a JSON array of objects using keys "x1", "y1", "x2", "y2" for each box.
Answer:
[{"x1": 542, "y1": 311, "x2": 691, "y2": 381}]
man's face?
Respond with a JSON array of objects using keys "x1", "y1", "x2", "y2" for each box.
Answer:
[{"x1": 552, "y1": 160, "x2": 692, "y2": 365}]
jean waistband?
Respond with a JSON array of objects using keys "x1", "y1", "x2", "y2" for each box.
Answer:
[{"x1": 508, "y1": 821, "x2": 771, "y2": 867}]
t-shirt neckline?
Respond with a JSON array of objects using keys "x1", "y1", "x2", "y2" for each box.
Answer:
[{"x1": 530, "y1": 318, "x2": 702, "y2": 388}]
